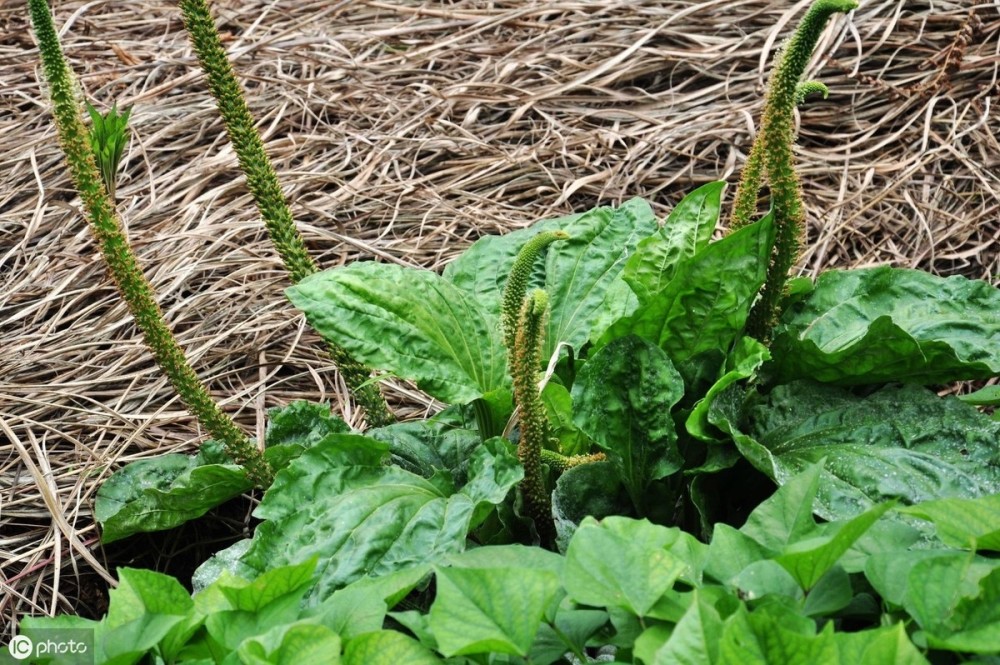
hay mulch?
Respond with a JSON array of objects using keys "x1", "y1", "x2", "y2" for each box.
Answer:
[{"x1": 2, "y1": 0, "x2": 998, "y2": 631}]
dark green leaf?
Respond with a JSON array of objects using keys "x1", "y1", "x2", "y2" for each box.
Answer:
[
  {"x1": 572, "y1": 336, "x2": 685, "y2": 513},
  {"x1": 771, "y1": 267, "x2": 1000, "y2": 385},
  {"x1": 95, "y1": 445, "x2": 252, "y2": 544},
  {"x1": 713, "y1": 382, "x2": 1000, "y2": 521},
  {"x1": 601, "y1": 216, "x2": 774, "y2": 386},
  {"x1": 623, "y1": 181, "x2": 725, "y2": 303},
  {"x1": 265, "y1": 400, "x2": 349, "y2": 448}
]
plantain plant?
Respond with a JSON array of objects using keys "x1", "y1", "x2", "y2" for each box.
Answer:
[
  {"x1": 28, "y1": 0, "x2": 272, "y2": 488},
  {"x1": 24, "y1": 2, "x2": 1000, "y2": 661}
]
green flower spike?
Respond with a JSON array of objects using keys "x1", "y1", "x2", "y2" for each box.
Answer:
[
  {"x1": 731, "y1": 0, "x2": 858, "y2": 343},
  {"x1": 501, "y1": 230, "x2": 569, "y2": 351},
  {"x1": 539, "y1": 449, "x2": 606, "y2": 473},
  {"x1": 511, "y1": 289, "x2": 557, "y2": 548},
  {"x1": 177, "y1": 0, "x2": 393, "y2": 427},
  {"x1": 29, "y1": 0, "x2": 272, "y2": 488},
  {"x1": 86, "y1": 101, "x2": 131, "y2": 200}
]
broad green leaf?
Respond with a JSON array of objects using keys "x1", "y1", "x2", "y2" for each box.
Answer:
[
  {"x1": 777, "y1": 502, "x2": 894, "y2": 590},
  {"x1": 713, "y1": 382, "x2": 1000, "y2": 522},
  {"x1": 834, "y1": 624, "x2": 928, "y2": 664},
  {"x1": 572, "y1": 335, "x2": 685, "y2": 513},
  {"x1": 343, "y1": 631, "x2": 442, "y2": 665},
  {"x1": 900, "y1": 494, "x2": 1000, "y2": 551},
  {"x1": 718, "y1": 605, "x2": 838, "y2": 665},
  {"x1": 601, "y1": 216, "x2": 774, "y2": 386},
  {"x1": 287, "y1": 261, "x2": 508, "y2": 405},
  {"x1": 624, "y1": 181, "x2": 725, "y2": 302},
  {"x1": 97, "y1": 568, "x2": 195, "y2": 662},
  {"x1": 770, "y1": 267, "x2": 1000, "y2": 385},
  {"x1": 238, "y1": 623, "x2": 341, "y2": 665},
  {"x1": 241, "y1": 435, "x2": 522, "y2": 601},
  {"x1": 891, "y1": 553, "x2": 1000, "y2": 653},
  {"x1": 429, "y1": 566, "x2": 560, "y2": 657},
  {"x1": 444, "y1": 198, "x2": 658, "y2": 360},
  {"x1": 729, "y1": 560, "x2": 803, "y2": 603},
  {"x1": 308, "y1": 584, "x2": 387, "y2": 639},
  {"x1": 925, "y1": 565, "x2": 1000, "y2": 653},
  {"x1": 564, "y1": 517, "x2": 687, "y2": 616},
  {"x1": 651, "y1": 590, "x2": 725, "y2": 665},
  {"x1": 95, "y1": 441, "x2": 252, "y2": 544},
  {"x1": 705, "y1": 523, "x2": 773, "y2": 585},
  {"x1": 740, "y1": 463, "x2": 823, "y2": 552},
  {"x1": 206, "y1": 561, "x2": 318, "y2": 650}
]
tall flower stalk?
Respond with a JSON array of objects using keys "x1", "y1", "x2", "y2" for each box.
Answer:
[
  {"x1": 29, "y1": 0, "x2": 272, "y2": 488},
  {"x1": 176, "y1": 0, "x2": 393, "y2": 427},
  {"x1": 731, "y1": 0, "x2": 858, "y2": 342},
  {"x1": 511, "y1": 289, "x2": 557, "y2": 548}
]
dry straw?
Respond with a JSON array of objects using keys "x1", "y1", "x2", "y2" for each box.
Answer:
[{"x1": 2, "y1": 0, "x2": 997, "y2": 629}]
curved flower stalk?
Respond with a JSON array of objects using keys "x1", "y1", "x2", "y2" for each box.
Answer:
[
  {"x1": 539, "y1": 449, "x2": 606, "y2": 473},
  {"x1": 511, "y1": 289, "x2": 557, "y2": 547},
  {"x1": 177, "y1": 0, "x2": 393, "y2": 427},
  {"x1": 731, "y1": 0, "x2": 858, "y2": 343},
  {"x1": 500, "y1": 230, "x2": 569, "y2": 351},
  {"x1": 29, "y1": 0, "x2": 272, "y2": 488}
]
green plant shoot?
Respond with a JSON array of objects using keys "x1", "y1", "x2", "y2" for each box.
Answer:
[{"x1": 86, "y1": 101, "x2": 131, "y2": 199}]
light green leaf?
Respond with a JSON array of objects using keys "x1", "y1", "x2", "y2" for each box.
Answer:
[
  {"x1": 651, "y1": 590, "x2": 725, "y2": 665},
  {"x1": 95, "y1": 442, "x2": 252, "y2": 544},
  {"x1": 771, "y1": 267, "x2": 1000, "y2": 385},
  {"x1": 287, "y1": 262, "x2": 508, "y2": 405},
  {"x1": 429, "y1": 566, "x2": 561, "y2": 657},
  {"x1": 718, "y1": 606, "x2": 838, "y2": 665},
  {"x1": 564, "y1": 517, "x2": 687, "y2": 616},
  {"x1": 834, "y1": 624, "x2": 929, "y2": 664},
  {"x1": 238, "y1": 623, "x2": 341, "y2": 665},
  {"x1": 740, "y1": 463, "x2": 823, "y2": 552},
  {"x1": 705, "y1": 523, "x2": 773, "y2": 585},
  {"x1": 572, "y1": 335, "x2": 685, "y2": 513},
  {"x1": 624, "y1": 181, "x2": 725, "y2": 303},
  {"x1": 712, "y1": 382, "x2": 1000, "y2": 522},
  {"x1": 801, "y1": 566, "x2": 853, "y2": 617},
  {"x1": 776, "y1": 502, "x2": 894, "y2": 590},
  {"x1": 900, "y1": 494, "x2": 1000, "y2": 551},
  {"x1": 343, "y1": 631, "x2": 443, "y2": 665},
  {"x1": 926, "y1": 565, "x2": 1000, "y2": 653},
  {"x1": 240, "y1": 435, "x2": 522, "y2": 601}
]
